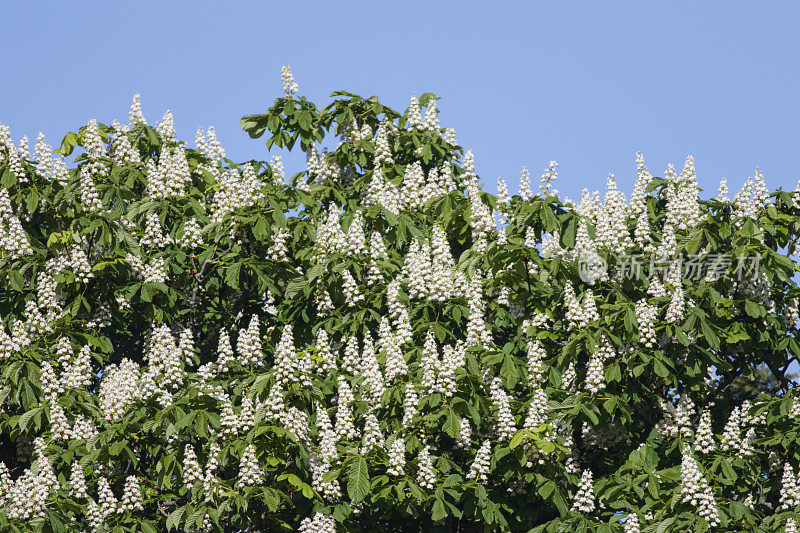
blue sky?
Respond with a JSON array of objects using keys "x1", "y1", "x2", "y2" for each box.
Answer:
[{"x1": 2, "y1": 2, "x2": 800, "y2": 201}]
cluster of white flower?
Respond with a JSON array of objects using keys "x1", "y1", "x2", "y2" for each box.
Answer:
[
  {"x1": 468, "y1": 440, "x2": 491, "y2": 483},
  {"x1": 379, "y1": 317, "x2": 408, "y2": 382},
  {"x1": 237, "y1": 444, "x2": 263, "y2": 486},
  {"x1": 120, "y1": 476, "x2": 143, "y2": 512},
  {"x1": 527, "y1": 340, "x2": 546, "y2": 385},
  {"x1": 220, "y1": 392, "x2": 255, "y2": 437},
  {"x1": 716, "y1": 177, "x2": 729, "y2": 202},
  {"x1": 69, "y1": 462, "x2": 89, "y2": 499},
  {"x1": 490, "y1": 378, "x2": 517, "y2": 440},
  {"x1": 83, "y1": 119, "x2": 108, "y2": 178},
  {"x1": 281, "y1": 65, "x2": 299, "y2": 97},
  {"x1": 733, "y1": 167, "x2": 769, "y2": 220},
  {"x1": 623, "y1": 513, "x2": 641, "y2": 533},
  {"x1": 524, "y1": 387, "x2": 548, "y2": 429},
  {"x1": 335, "y1": 377, "x2": 358, "y2": 440},
  {"x1": 441, "y1": 127, "x2": 457, "y2": 146},
  {"x1": 387, "y1": 436, "x2": 406, "y2": 476},
  {"x1": 236, "y1": 315, "x2": 263, "y2": 366},
  {"x1": 156, "y1": 110, "x2": 177, "y2": 143},
  {"x1": 694, "y1": 410, "x2": 715, "y2": 453},
  {"x1": 298, "y1": 512, "x2": 336, "y2": 533},
  {"x1": 0, "y1": 189, "x2": 32, "y2": 259},
  {"x1": 314, "y1": 329, "x2": 337, "y2": 376},
  {"x1": 273, "y1": 326, "x2": 311, "y2": 388},
  {"x1": 208, "y1": 330, "x2": 233, "y2": 376},
  {"x1": 466, "y1": 272, "x2": 491, "y2": 346},
  {"x1": 210, "y1": 165, "x2": 264, "y2": 223},
  {"x1": 720, "y1": 404, "x2": 744, "y2": 452},
  {"x1": 138, "y1": 211, "x2": 174, "y2": 248},
  {"x1": 146, "y1": 144, "x2": 190, "y2": 198},
  {"x1": 361, "y1": 411, "x2": 384, "y2": 454},
  {"x1": 571, "y1": 469, "x2": 596, "y2": 513},
  {"x1": 0, "y1": 125, "x2": 28, "y2": 181},
  {"x1": 98, "y1": 359, "x2": 140, "y2": 421},
  {"x1": 128, "y1": 93, "x2": 147, "y2": 126},
  {"x1": 179, "y1": 218, "x2": 204, "y2": 248},
  {"x1": 360, "y1": 335, "x2": 385, "y2": 403},
  {"x1": 539, "y1": 161, "x2": 559, "y2": 196},
  {"x1": 467, "y1": 180, "x2": 495, "y2": 254},
  {"x1": 269, "y1": 154, "x2": 285, "y2": 183},
  {"x1": 403, "y1": 384, "x2": 419, "y2": 427},
  {"x1": 594, "y1": 174, "x2": 632, "y2": 252},
  {"x1": 143, "y1": 323, "x2": 184, "y2": 391},
  {"x1": 341, "y1": 336, "x2": 360, "y2": 375},
  {"x1": 781, "y1": 463, "x2": 800, "y2": 509},
  {"x1": 195, "y1": 126, "x2": 225, "y2": 177},
  {"x1": 374, "y1": 121, "x2": 394, "y2": 166},
  {"x1": 4, "y1": 438, "x2": 59, "y2": 521},
  {"x1": 657, "y1": 395, "x2": 695, "y2": 439},
  {"x1": 110, "y1": 120, "x2": 141, "y2": 165},
  {"x1": 564, "y1": 285, "x2": 599, "y2": 330},
  {"x1": 562, "y1": 362, "x2": 576, "y2": 391},
  {"x1": 387, "y1": 280, "x2": 413, "y2": 345},
  {"x1": 540, "y1": 228, "x2": 565, "y2": 258},
  {"x1": 342, "y1": 270, "x2": 363, "y2": 306},
  {"x1": 664, "y1": 268, "x2": 686, "y2": 325},
  {"x1": 71, "y1": 414, "x2": 99, "y2": 441},
  {"x1": 265, "y1": 227, "x2": 290, "y2": 262},
  {"x1": 416, "y1": 445, "x2": 437, "y2": 490},
  {"x1": 629, "y1": 153, "x2": 652, "y2": 215},
  {"x1": 364, "y1": 167, "x2": 402, "y2": 214},
  {"x1": 680, "y1": 450, "x2": 719, "y2": 526},
  {"x1": 405, "y1": 94, "x2": 425, "y2": 130},
  {"x1": 634, "y1": 299, "x2": 658, "y2": 347},
  {"x1": 281, "y1": 406, "x2": 310, "y2": 442},
  {"x1": 787, "y1": 518, "x2": 798, "y2": 533},
  {"x1": 126, "y1": 253, "x2": 167, "y2": 283},
  {"x1": 61, "y1": 344, "x2": 93, "y2": 390},
  {"x1": 420, "y1": 331, "x2": 439, "y2": 392},
  {"x1": 309, "y1": 444, "x2": 342, "y2": 500},
  {"x1": 585, "y1": 336, "x2": 615, "y2": 394},
  {"x1": 97, "y1": 476, "x2": 119, "y2": 518},
  {"x1": 664, "y1": 156, "x2": 701, "y2": 231},
  {"x1": 183, "y1": 445, "x2": 203, "y2": 488},
  {"x1": 315, "y1": 208, "x2": 347, "y2": 261}
]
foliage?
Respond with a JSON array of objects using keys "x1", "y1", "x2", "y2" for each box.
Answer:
[{"x1": 0, "y1": 70, "x2": 800, "y2": 532}]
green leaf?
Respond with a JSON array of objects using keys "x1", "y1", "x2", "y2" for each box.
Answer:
[
  {"x1": 509, "y1": 430, "x2": 525, "y2": 450},
  {"x1": 744, "y1": 300, "x2": 763, "y2": 318},
  {"x1": 19, "y1": 407, "x2": 41, "y2": 432},
  {"x1": 58, "y1": 132, "x2": 77, "y2": 156},
  {"x1": 700, "y1": 319, "x2": 720, "y2": 350},
  {"x1": 541, "y1": 206, "x2": 557, "y2": 232},
  {"x1": 284, "y1": 276, "x2": 306, "y2": 299},
  {"x1": 166, "y1": 507, "x2": 185, "y2": 531},
  {"x1": 140, "y1": 522, "x2": 158, "y2": 533},
  {"x1": 7, "y1": 270, "x2": 24, "y2": 291},
  {"x1": 655, "y1": 517, "x2": 676, "y2": 533},
  {"x1": 431, "y1": 497, "x2": 447, "y2": 521},
  {"x1": 442, "y1": 409, "x2": 459, "y2": 438},
  {"x1": 347, "y1": 454, "x2": 370, "y2": 503},
  {"x1": 225, "y1": 262, "x2": 241, "y2": 288},
  {"x1": 297, "y1": 110, "x2": 313, "y2": 131}
]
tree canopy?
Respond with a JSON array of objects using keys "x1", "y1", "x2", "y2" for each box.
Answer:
[{"x1": 0, "y1": 67, "x2": 799, "y2": 532}]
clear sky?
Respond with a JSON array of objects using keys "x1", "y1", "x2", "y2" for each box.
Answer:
[{"x1": 2, "y1": 1, "x2": 800, "y2": 201}]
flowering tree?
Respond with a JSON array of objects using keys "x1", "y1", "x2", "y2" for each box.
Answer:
[{"x1": 0, "y1": 66, "x2": 799, "y2": 532}]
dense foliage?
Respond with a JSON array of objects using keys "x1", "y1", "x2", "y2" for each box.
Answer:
[{"x1": 1, "y1": 67, "x2": 800, "y2": 532}]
